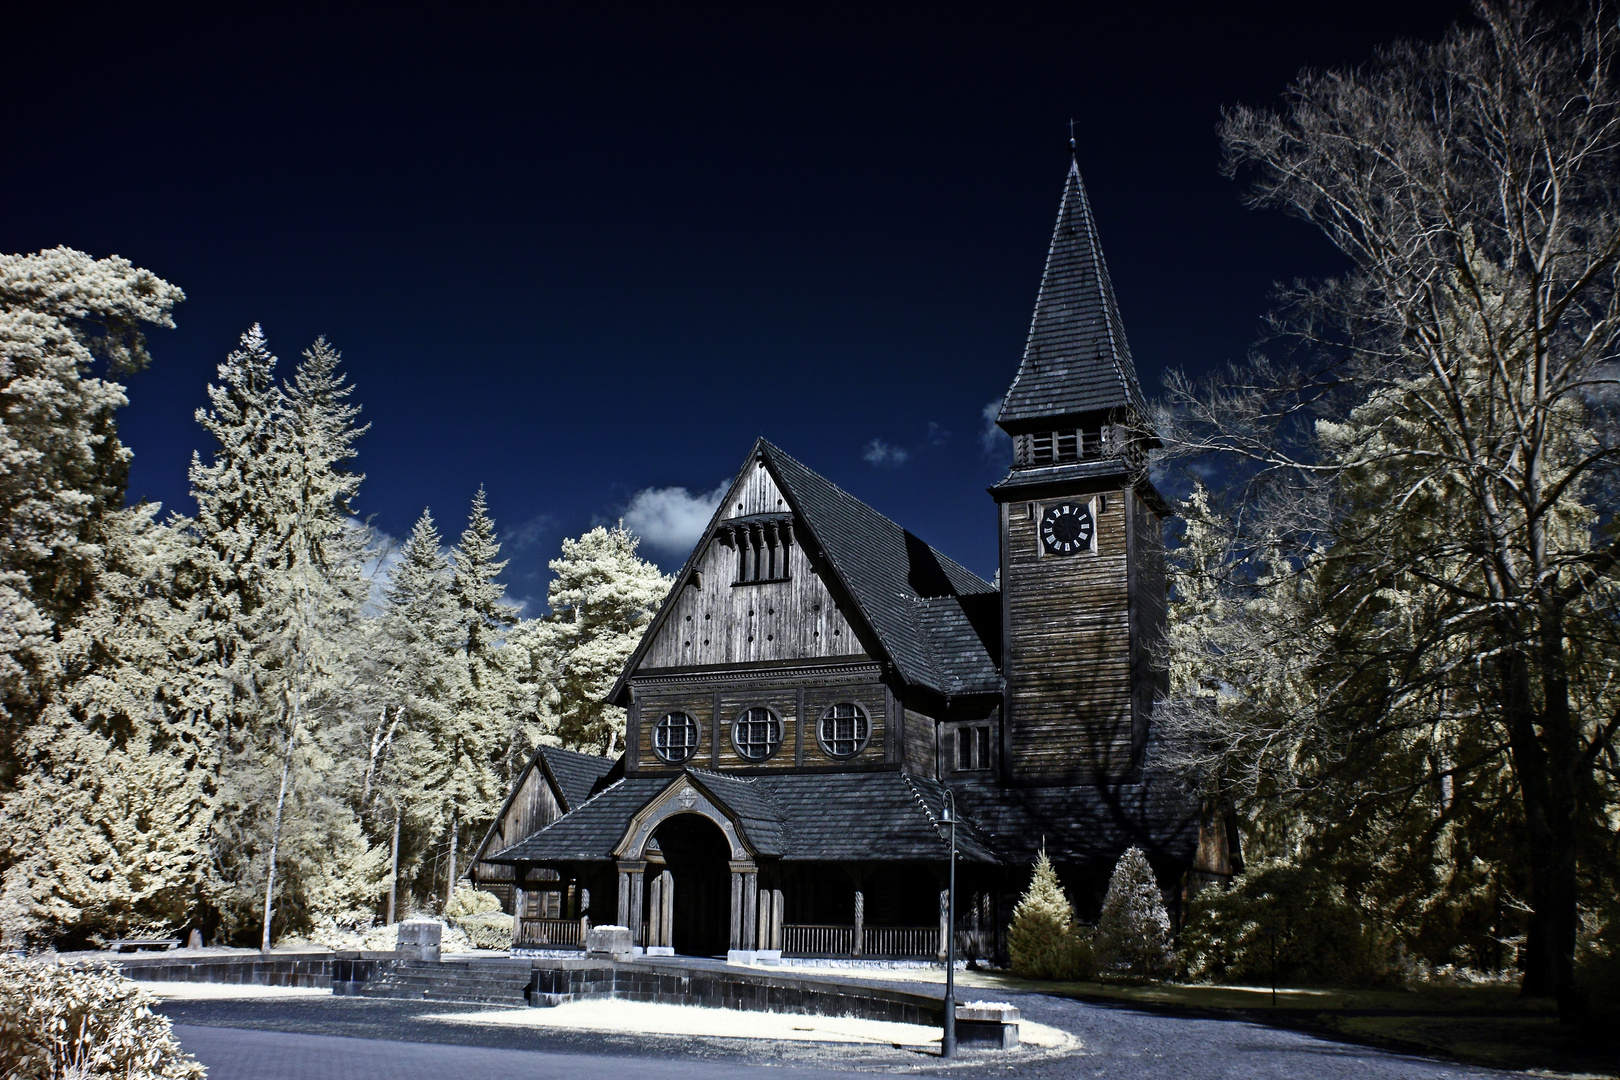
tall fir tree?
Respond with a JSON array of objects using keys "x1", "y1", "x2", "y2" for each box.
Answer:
[
  {"x1": 371, "y1": 508, "x2": 469, "y2": 917},
  {"x1": 440, "y1": 489, "x2": 519, "y2": 905}
]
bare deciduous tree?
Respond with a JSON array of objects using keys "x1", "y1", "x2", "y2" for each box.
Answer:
[{"x1": 1158, "y1": 0, "x2": 1620, "y2": 1016}]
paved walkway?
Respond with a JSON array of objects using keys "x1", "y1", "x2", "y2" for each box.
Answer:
[{"x1": 163, "y1": 992, "x2": 1526, "y2": 1079}]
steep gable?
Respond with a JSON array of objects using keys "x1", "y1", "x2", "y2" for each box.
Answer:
[{"x1": 610, "y1": 440, "x2": 1001, "y2": 704}]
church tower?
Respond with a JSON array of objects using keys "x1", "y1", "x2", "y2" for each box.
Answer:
[{"x1": 993, "y1": 153, "x2": 1168, "y2": 786}]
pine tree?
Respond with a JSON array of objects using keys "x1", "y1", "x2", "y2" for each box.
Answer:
[
  {"x1": 371, "y1": 508, "x2": 468, "y2": 917},
  {"x1": 1007, "y1": 847, "x2": 1091, "y2": 980},
  {"x1": 521, "y1": 524, "x2": 670, "y2": 756},
  {"x1": 0, "y1": 248, "x2": 184, "y2": 781},
  {"x1": 439, "y1": 489, "x2": 518, "y2": 905},
  {"x1": 251, "y1": 337, "x2": 373, "y2": 950},
  {"x1": 0, "y1": 507, "x2": 212, "y2": 946},
  {"x1": 188, "y1": 328, "x2": 383, "y2": 946},
  {"x1": 1095, "y1": 846, "x2": 1174, "y2": 979},
  {"x1": 0, "y1": 248, "x2": 188, "y2": 946}
]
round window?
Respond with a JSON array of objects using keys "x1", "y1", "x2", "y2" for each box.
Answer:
[
  {"x1": 817, "y1": 702, "x2": 870, "y2": 759},
  {"x1": 731, "y1": 706, "x2": 783, "y2": 762},
  {"x1": 652, "y1": 711, "x2": 700, "y2": 764}
]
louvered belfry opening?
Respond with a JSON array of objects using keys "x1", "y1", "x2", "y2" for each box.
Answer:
[
  {"x1": 717, "y1": 514, "x2": 793, "y2": 584},
  {"x1": 1017, "y1": 424, "x2": 1115, "y2": 466}
]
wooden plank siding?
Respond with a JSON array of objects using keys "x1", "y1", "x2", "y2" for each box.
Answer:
[
  {"x1": 903, "y1": 708, "x2": 938, "y2": 780},
  {"x1": 639, "y1": 464, "x2": 865, "y2": 670},
  {"x1": 483, "y1": 763, "x2": 565, "y2": 867},
  {"x1": 631, "y1": 666, "x2": 891, "y2": 772},
  {"x1": 1127, "y1": 489, "x2": 1169, "y2": 764},
  {"x1": 1001, "y1": 489, "x2": 1136, "y2": 784}
]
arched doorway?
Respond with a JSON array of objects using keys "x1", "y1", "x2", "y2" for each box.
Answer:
[{"x1": 651, "y1": 813, "x2": 731, "y2": 957}]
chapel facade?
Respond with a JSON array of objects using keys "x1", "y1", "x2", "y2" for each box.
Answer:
[{"x1": 475, "y1": 154, "x2": 1227, "y2": 963}]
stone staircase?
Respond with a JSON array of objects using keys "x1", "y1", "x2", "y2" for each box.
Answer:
[{"x1": 354, "y1": 958, "x2": 536, "y2": 1006}]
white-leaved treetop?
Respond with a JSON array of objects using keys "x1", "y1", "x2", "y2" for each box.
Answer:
[
  {"x1": 0, "y1": 248, "x2": 188, "y2": 947},
  {"x1": 518, "y1": 524, "x2": 671, "y2": 757}
]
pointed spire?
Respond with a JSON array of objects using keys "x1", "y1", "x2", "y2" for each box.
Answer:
[{"x1": 997, "y1": 157, "x2": 1147, "y2": 430}]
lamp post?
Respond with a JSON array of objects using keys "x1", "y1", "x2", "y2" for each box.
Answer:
[{"x1": 942, "y1": 790, "x2": 957, "y2": 1059}]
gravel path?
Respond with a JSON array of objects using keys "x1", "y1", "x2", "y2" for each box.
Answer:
[{"x1": 161, "y1": 988, "x2": 1528, "y2": 1079}]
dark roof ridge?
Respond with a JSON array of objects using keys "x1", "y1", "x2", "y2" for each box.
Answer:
[{"x1": 760, "y1": 439, "x2": 993, "y2": 594}]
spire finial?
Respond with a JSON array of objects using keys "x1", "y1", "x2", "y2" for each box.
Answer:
[{"x1": 1067, "y1": 117, "x2": 1076, "y2": 155}]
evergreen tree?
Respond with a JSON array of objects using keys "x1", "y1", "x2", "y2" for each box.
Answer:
[
  {"x1": 1095, "y1": 847, "x2": 1174, "y2": 979},
  {"x1": 1007, "y1": 847, "x2": 1091, "y2": 980},
  {"x1": 439, "y1": 489, "x2": 518, "y2": 904},
  {"x1": 0, "y1": 248, "x2": 188, "y2": 946},
  {"x1": 188, "y1": 328, "x2": 384, "y2": 945},
  {"x1": 521, "y1": 524, "x2": 670, "y2": 756},
  {"x1": 372, "y1": 508, "x2": 468, "y2": 916},
  {"x1": 0, "y1": 248, "x2": 184, "y2": 780},
  {"x1": 0, "y1": 507, "x2": 212, "y2": 946},
  {"x1": 251, "y1": 337, "x2": 373, "y2": 950}
]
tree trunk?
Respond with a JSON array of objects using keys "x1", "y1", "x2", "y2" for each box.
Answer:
[
  {"x1": 445, "y1": 809, "x2": 458, "y2": 912},
  {"x1": 260, "y1": 705, "x2": 300, "y2": 954},
  {"x1": 388, "y1": 808, "x2": 401, "y2": 925},
  {"x1": 1502, "y1": 639, "x2": 1581, "y2": 1019}
]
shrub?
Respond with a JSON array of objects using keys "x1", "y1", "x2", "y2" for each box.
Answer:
[
  {"x1": 445, "y1": 886, "x2": 502, "y2": 919},
  {"x1": 1178, "y1": 861, "x2": 1392, "y2": 987},
  {"x1": 1008, "y1": 849, "x2": 1093, "y2": 980},
  {"x1": 1095, "y1": 846, "x2": 1175, "y2": 979},
  {"x1": 455, "y1": 912, "x2": 516, "y2": 951},
  {"x1": 0, "y1": 956, "x2": 205, "y2": 1080}
]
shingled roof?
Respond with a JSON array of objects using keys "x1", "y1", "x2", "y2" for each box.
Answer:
[
  {"x1": 531, "y1": 746, "x2": 615, "y2": 811},
  {"x1": 487, "y1": 769, "x2": 1001, "y2": 865},
  {"x1": 997, "y1": 156, "x2": 1149, "y2": 428},
  {"x1": 762, "y1": 441, "x2": 1000, "y2": 698}
]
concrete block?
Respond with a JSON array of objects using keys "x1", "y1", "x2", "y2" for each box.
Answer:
[
  {"x1": 585, "y1": 925, "x2": 634, "y2": 961},
  {"x1": 397, "y1": 919, "x2": 442, "y2": 962}
]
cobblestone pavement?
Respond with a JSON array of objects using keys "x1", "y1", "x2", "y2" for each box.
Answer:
[{"x1": 162, "y1": 990, "x2": 1526, "y2": 1080}]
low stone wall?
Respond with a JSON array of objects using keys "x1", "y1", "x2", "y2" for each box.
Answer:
[
  {"x1": 525, "y1": 960, "x2": 945, "y2": 1027},
  {"x1": 103, "y1": 950, "x2": 356, "y2": 989}
]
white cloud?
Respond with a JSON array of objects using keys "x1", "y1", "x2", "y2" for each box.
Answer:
[
  {"x1": 358, "y1": 520, "x2": 404, "y2": 614},
  {"x1": 622, "y1": 482, "x2": 729, "y2": 556},
  {"x1": 926, "y1": 421, "x2": 950, "y2": 446},
  {"x1": 980, "y1": 398, "x2": 1012, "y2": 459},
  {"x1": 502, "y1": 512, "x2": 556, "y2": 554},
  {"x1": 862, "y1": 439, "x2": 910, "y2": 466}
]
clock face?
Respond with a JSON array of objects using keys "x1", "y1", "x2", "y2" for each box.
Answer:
[{"x1": 1040, "y1": 502, "x2": 1094, "y2": 555}]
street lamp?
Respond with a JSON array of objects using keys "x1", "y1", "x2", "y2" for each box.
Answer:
[{"x1": 942, "y1": 789, "x2": 957, "y2": 1059}]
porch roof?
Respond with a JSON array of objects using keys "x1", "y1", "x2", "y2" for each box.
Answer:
[{"x1": 486, "y1": 768, "x2": 1001, "y2": 866}]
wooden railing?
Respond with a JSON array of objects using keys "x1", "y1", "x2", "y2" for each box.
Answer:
[
  {"x1": 517, "y1": 917, "x2": 586, "y2": 949},
  {"x1": 781, "y1": 924, "x2": 855, "y2": 957},
  {"x1": 862, "y1": 925, "x2": 938, "y2": 958},
  {"x1": 782, "y1": 924, "x2": 940, "y2": 959}
]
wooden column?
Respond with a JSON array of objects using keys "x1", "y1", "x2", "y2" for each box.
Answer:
[
  {"x1": 630, "y1": 868, "x2": 645, "y2": 944},
  {"x1": 512, "y1": 869, "x2": 526, "y2": 949},
  {"x1": 662, "y1": 870, "x2": 675, "y2": 947},
  {"x1": 617, "y1": 860, "x2": 646, "y2": 943},
  {"x1": 852, "y1": 889, "x2": 864, "y2": 957},
  {"x1": 729, "y1": 870, "x2": 744, "y2": 950},
  {"x1": 743, "y1": 870, "x2": 759, "y2": 949},
  {"x1": 648, "y1": 873, "x2": 664, "y2": 947}
]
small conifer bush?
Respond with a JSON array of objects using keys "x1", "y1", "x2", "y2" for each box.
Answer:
[
  {"x1": 1008, "y1": 848, "x2": 1093, "y2": 980},
  {"x1": 1095, "y1": 846, "x2": 1174, "y2": 979}
]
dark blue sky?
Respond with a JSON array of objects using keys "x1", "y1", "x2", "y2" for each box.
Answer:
[{"x1": 6, "y1": 2, "x2": 1467, "y2": 611}]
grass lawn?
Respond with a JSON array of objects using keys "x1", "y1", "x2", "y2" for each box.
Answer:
[{"x1": 805, "y1": 966, "x2": 1615, "y2": 1076}]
